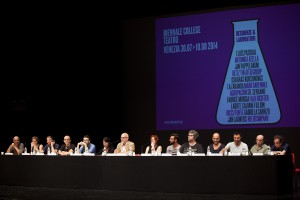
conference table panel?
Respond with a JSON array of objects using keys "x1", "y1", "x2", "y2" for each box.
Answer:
[{"x1": 0, "y1": 155, "x2": 293, "y2": 195}]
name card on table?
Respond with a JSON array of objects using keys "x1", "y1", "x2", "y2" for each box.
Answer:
[
  {"x1": 208, "y1": 153, "x2": 223, "y2": 156},
  {"x1": 252, "y1": 153, "x2": 264, "y2": 156}
]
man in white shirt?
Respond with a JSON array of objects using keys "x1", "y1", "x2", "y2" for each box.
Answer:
[{"x1": 224, "y1": 131, "x2": 248, "y2": 154}]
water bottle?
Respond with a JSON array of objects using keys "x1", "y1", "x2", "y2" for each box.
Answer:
[
  {"x1": 47, "y1": 147, "x2": 50, "y2": 155},
  {"x1": 151, "y1": 147, "x2": 155, "y2": 156},
  {"x1": 224, "y1": 148, "x2": 228, "y2": 156},
  {"x1": 188, "y1": 146, "x2": 192, "y2": 156},
  {"x1": 74, "y1": 147, "x2": 78, "y2": 154},
  {"x1": 85, "y1": 146, "x2": 89, "y2": 154},
  {"x1": 267, "y1": 146, "x2": 271, "y2": 155},
  {"x1": 207, "y1": 146, "x2": 211, "y2": 156},
  {"x1": 24, "y1": 147, "x2": 27, "y2": 154},
  {"x1": 242, "y1": 148, "x2": 246, "y2": 156},
  {"x1": 102, "y1": 147, "x2": 107, "y2": 156}
]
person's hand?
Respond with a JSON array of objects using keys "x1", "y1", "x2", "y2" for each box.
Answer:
[
  {"x1": 51, "y1": 141, "x2": 55, "y2": 146},
  {"x1": 151, "y1": 142, "x2": 155, "y2": 148}
]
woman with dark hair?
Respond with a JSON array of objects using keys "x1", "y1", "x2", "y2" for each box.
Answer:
[
  {"x1": 97, "y1": 137, "x2": 115, "y2": 155},
  {"x1": 31, "y1": 136, "x2": 43, "y2": 154},
  {"x1": 145, "y1": 134, "x2": 162, "y2": 155}
]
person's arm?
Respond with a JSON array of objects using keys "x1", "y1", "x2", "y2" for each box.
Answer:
[
  {"x1": 130, "y1": 143, "x2": 135, "y2": 152},
  {"x1": 166, "y1": 146, "x2": 170, "y2": 153},
  {"x1": 53, "y1": 143, "x2": 59, "y2": 154},
  {"x1": 179, "y1": 144, "x2": 184, "y2": 153},
  {"x1": 145, "y1": 146, "x2": 149, "y2": 154},
  {"x1": 250, "y1": 145, "x2": 255, "y2": 154},
  {"x1": 39, "y1": 145, "x2": 44, "y2": 153},
  {"x1": 157, "y1": 146, "x2": 162, "y2": 154},
  {"x1": 89, "y1": 144, "x2": 96, "y2": 153},
  {"x1": 225, "y1": 143, "x2": 230, "y2": 152},
  {"x1": 114, "y1": 143, "x2": 121, "y2": 154},
  {"x1": 6, "y1": 143, "x2": 14, "y2": 153},
  {"x1": 244, "y1": 143, "x2": 249, "y2": 152},
  {"x1": 279, "y1": 144, "x2": 290, "y2": 155},
  {"x1": 196, "y1": 144, "x2": 204, "y2": 153},
  {"x1": 58, "y1": 145, "x2": 67, "y2": 155},
  {"x1": 77, "y1": 142, "x2": 84, "y2": 153},
  {"x1": 218, "y1": 144, "x2": 224, "y2": 154},
  {"x1": 50, "y1": 142, "x2": 55, "y2": 153}
]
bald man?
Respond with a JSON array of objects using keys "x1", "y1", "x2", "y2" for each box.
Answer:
[
  {"x1": 114, "y1": 133, "x2": 135, "y2": 154},
  {"x1": 207, "y1": 132, "x2": 225, "y2": 154},
  {"x1": 250, "y1": 135, "x2": 269, "y2": 155},
  {"x1": 6, "y1": 136, "x2": 24, "y2": 155}
]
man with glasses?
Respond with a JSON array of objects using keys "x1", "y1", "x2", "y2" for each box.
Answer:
[
  {"x1": 58, "y1": 135, "x2": 76, "y2": 155},
  {"x1": 179, "y1": 130, "x2": 204, "y2": 154},
  {"x1": 6, "y1": 136, "x2": 24, "y2": 155},
  {"x1": 114, "y1": 132, "x2": 135, "y2": 154}
]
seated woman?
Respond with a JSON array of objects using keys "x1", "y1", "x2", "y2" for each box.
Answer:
[
  {"x1": 145, "y1": 134, "x2": 162, "y2": 155},
  {"x1": 31, "y1": 136, "x2": 43, "y2": 154},
  {"x1": 97, "y1": 137, "x2": 115, "y2": 155}
]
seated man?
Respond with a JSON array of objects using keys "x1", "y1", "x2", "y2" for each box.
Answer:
[
  {"x1": 6, "y1": 136, "x2": 24, "y2": 155},
  {"x1": 166, "y1": 133, "x2": 181, "y2": 154},
  {"x1": 114, "y1": 132, "x2": 135, "y2": 154},
  {"x1": 77, "y1": 135, "x2": 96, "y2": 154},
  {"x1": 271, "y1": 134, "x2": 291, "y2": 155},
  {"x1": 224, "y1": 131, "x2": 248, "y2": 154},
  {"x1": 43, "y1": 135, "x2": 60, "y2": 154},
  {"x1": 179, "y1": 130, "x2": 204, "y2": 154},
  {"x1": 207, "y1": 132, "x2": 225, "y2": 154},
  {"x1": 58, "y1": 135, "x2": 76, "y2": 156},
  {"x1": 250, "y1": 134, "x2": 269, "y2": 155}
]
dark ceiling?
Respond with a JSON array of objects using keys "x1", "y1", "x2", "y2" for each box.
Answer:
[{"x1": 117, "y1": 0, "x2": 296, "y2": 20}]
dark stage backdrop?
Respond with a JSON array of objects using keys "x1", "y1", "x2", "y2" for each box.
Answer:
[
  {"x1": 120, "y1": 1, "x2": 300, "y2": 166},
  {"x1": 0, "y1": 4, "x2": 124, "y2": 153}
]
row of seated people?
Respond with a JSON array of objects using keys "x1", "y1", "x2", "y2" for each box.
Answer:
[
  {"x1": 5, "y1": 130, "x2": 291, "y2": 156},
  {"x1": 147, "y1": 131, "x2": 291, "y2": 155}
]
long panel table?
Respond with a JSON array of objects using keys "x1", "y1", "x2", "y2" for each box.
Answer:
[{"x1": 0, "y1": 155, "x2": 293, "y2": 195}]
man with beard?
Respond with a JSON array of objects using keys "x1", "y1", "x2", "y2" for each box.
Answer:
[{"x1": 166, "y1": 133, "x2": 181, "y2": 154}]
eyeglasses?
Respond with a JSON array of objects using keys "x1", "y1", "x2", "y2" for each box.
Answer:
[{"x1": 121, "y1": 137, "x2": 128, "y2": 138}]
